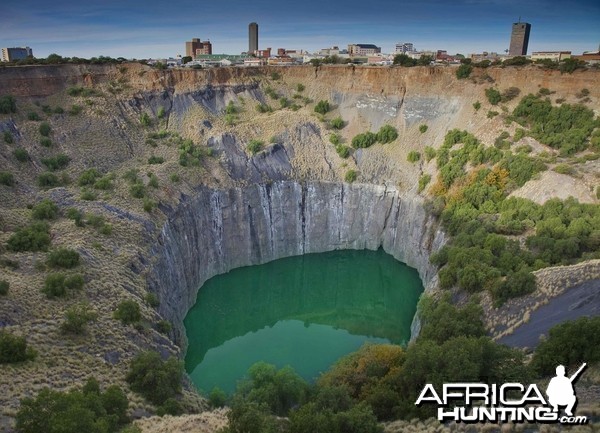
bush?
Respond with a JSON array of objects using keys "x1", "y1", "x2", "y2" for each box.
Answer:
[
  {"x1": 0, "y1": 331, "x2": 36, "y2": 364},
  {"x1": 0, "y1": 95, "x2": 17, "y2": 114},
  {"x1": 473, "y1": 101, "x2": 481, "y2": 111},
  {"x1": 40, "y1": 137, "x2": 52, "y2": 147},
  {"x1": 7, "y1": 222, "x2": 51, "y2": 252},
  {"x1": 424, "y1": 146, "x2": 436, "y2": 162},
  {"x1": 256, "y1": 103, "x2": 273, "y2": 113},
  {"x1": 41, "y1": 153, "x2": 70, "y2": 171},
  {"x1": 345, "y1": 169, "x2": 357, "y2": 183},
  {"x1": 80, "y1": 189, "x2": 97, "y2": 201},
  {"x1": 94, "y1": 174, "x2": 113, "y2": 190},
  {"x1": 157, "y1": 398, "x2": 183, "y2": 416},
  {"x1": 4, "y1": 131, "x2": 14, "y2": 143},
  {"x1": 485, "y1": 88, "x2": 501, "y2": 105},
  {"x1": 42, "y1": 273, "x2": 84, "y2": 298},
  {"x1": 37, "y1": 172, "x2": 62, "y2": 188},
  {"x1": 376, "y1": 125, "x2": 398, "y2": 144},
  {"x1": 157, "y1": 106, "x2": 166, "y2": 118},
  {"x1": 418, "y1": 174, "x2": 431, "y2": 192},
  {"x1": 39, "y1": 122, "x2": 51, "y2": 136},
  {"x1": 501, "y1": 87, "x2": 521, "y2": 102},
  {"x1": 490, "y1": 270, "x2": 536, "y2": 306},
  {"x1": 114, "y1": 300, "x2": 141, "y2": 324},
  {"x1": 336, "y1": 145, "x2": 351, "y2": 159},
  {"x1": 27, "y1": 111, "x2": 41, "y2": 121},
  {"x1": 156, "y1": 320, "x2": 172, "y2": 334},
  {"x1": 32, "y1": 199, "x2": 59, "y2": 220},
  {"x1": 0, "y1": 280, "x2": 9, "y2": 296},
  {"x1": 247, "y1": 139, "x2": 263, "y2": 155},
  {"x1": 13, "y1": 148, "x2": 28, "y2": 162},
  {"x1": 130, "y1": 182, "x2": 146, "y2": 198},
  {"x1": 140, "y1": 112, "x2": 151, "y2": 126},
  {"x1": 314, "y1": 100, "x2": 330, "y2": 115},
  {"x1": 77, "y1": 168, "x2": 101, "y2": 186},
  {"x1": 487, "y1": 110, "x2": 499, "y2": 119},
  {"x1": 0, "y1": 171, "x2": 15, "y2": 186},
  {"x1": 351, "y1": 132, "x2": 377, "y2": 148},
  {"x1": 329, "y1": 133, "x2": 341, "y2": 145},
  {"x1": 407, "y1": 151, "x2": 421, "y2": 163},
  {"x1": 419, "y1": 124, "x2": 428, "y2": 133},
  {"x1": 47, "y1": 248, "x2": 80, "y2": 268},
  {"x1": 209, "y1": 387, "x2": 228, "y2": 408},
  {"x1": 330, "y1": 117, "x2": 344, "y2": 130},
  {"x1": 143, "y1": 197, "x2": 156, "y2": 212},
  {"x1": 68, "y1": 104, "x2": 82, "y2": 115},
  {"x1": 145, "y1": 292, "x2": 159, "y2": 307},
  {"x1": 61, "y1": 303, "x2": 97, "y2": 334},
  {"x1": 126, "y1": 351, "x2": 183, "y2": 405},
  {"x1": 456, "y1": 63, "x2": 473, "y2": 79}
]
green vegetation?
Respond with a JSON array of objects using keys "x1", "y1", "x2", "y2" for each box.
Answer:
[
  {"x1": 156, "y1": 320, "x2": 172, "y2": 335},
  {"x1": 351, "y1": 131, "x2": 377, "y2": 148},
  {"x1": 485, "y1": 87, "x2": 501, "y2": 105},
  {"x1": 501, "y1": 86, "x2": 521, "y2": 102},
  {"x1": 68, "y1": 104, "x2": 82, "y2": 115},
  {"x1": 329, "y1": 133, "x2": 341, "y2": 146},
  {"x1": 39, "y1": 122, "x2": 52, "y2": 136},
  {"x1": 247, "y1": 139, "x2": 264, "y2": 155},
  {"x1": 0, "y1": 280, "x2": 8, "y2": 296},
  {"x1": 418, "y1": 174, "x2": 431, "y2": 193},
  {"x1": 178, "y1": 138, "x2": 210, "y2": 166},
  {"x1": 0, "y1": 171, "x2": 15, "y2": 186},
  {"x1": 81, "y1": 189, "x2": 97, "y2": 201},
  {"x1": 209, "y1": 387, "x2": 227, "y2": 408},
  {"x1": 126, "y1": 351, "x2": 183, "y2": 406},
  {"x1": 418, "y1": 124, "x2": 428, "y2": 133},
  {"x1": 4, "y1": 131, "x2": 14, "y2": 143},
  {"x1": 32, "y1": 199, "x2": 59, "y2": 220},
  {"x1": 559, "y1": 57, "x2": 585, "y2": 74},
  {"x1": 335, "y1": 145, "x2": 351, "y2": 159},
  {"x1": 344, "y1": 169, "x2": 357, "y2": 183},
  {"x1": 0, "y1": 331, "x2": 36, "y2": 364},
  {"x1": 40, "y1": 137, "x2": 52, "y2": 147},
  {"x1": 487, "y1": 110, "x2": 499, "y2": 119},
  {"x1": 376, "y1": 125, "x2": 398, "y2": 144},
  {"x1": 67, "y1": 86, "x2": 99, "y2": 97},
  {"x1": 456, "y1": 63, "x2": 473, "y2": 79},
  {"x1": 7, "y1": 222, "x2": 51, "y2": 252},
  {"x1": 42, "y1": 273, "x2": 84, "y2": 298},
  {"x1": 270, "y1": 71, "x2": 282, "y2": 81},
  {"x1": 78, "y1": 168, "x2": 101, "y2": 186},
  {"x1": 407, "y1": 151, "x2": 421, "y2": 163},
  {"x1": 143, "y1": 197, "x2": 156, "y2": 212},
  {"x1": 27, "y1": 111, "x2": 41, "y2": 121},
  {"x1": 393, "y1": 54, "x2": 433, "y2": 66},
  {"x1": 12, "y1": 148, "x2": 28, "y2": 162},
  {"x1": 113, "y1": 300, "x2": 141, "y2": 324},
  {"x1": 41, "y1": 153, "x2": 70, "y2": 171},
  {"x1": 511, "y1": 94, "x2": 598, "y2": 155},
  {"x1": 157, "y1": 106, "x2": 166, "y2": 119},
  {"x1": 15, "y1": 379, "x2": 129, "y2": 433},
  {"x1": 330, "y1": 117, "x2": 344, "y2": 130},
  {"x1": 140, "y1": 112, "x2": 151, "y2": 127},
  {"x1": 314, "y1": 100, "x2": 330, "y2": 115},
  {"x1": 256, "y1": 103, "x2": 273, "y2": 113},
  {"x1": 473, "y1": 101, "x2": 481, "y2": 111},
  {"x1": 61, "y1": 303, "x2": 97, "y2": 335},
  {"x1": 47, "y1": 248, "x2": 80, "y2": 269},
  {"x1": 0, "y1": 95, "x2": 17, "y2": 114},
  {"x1": 296, "y1": 83, "x2": 305, "y2": 92},
  {"x1": 424, "y1": 146, "x2": 436, "y2": 162}
]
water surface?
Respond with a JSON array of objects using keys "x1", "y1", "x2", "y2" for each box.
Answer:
[{"x1": 184, "y1": 249, "x2": 423, "y2": 394}]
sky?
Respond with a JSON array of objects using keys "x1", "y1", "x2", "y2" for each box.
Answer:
[{"x1": 1, "y1": 0, "x2": 599, "y2": 59}]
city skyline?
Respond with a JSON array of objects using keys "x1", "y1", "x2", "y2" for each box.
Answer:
[{"x1": 1, "y1": 0, "x2": 599, "y2": 59}]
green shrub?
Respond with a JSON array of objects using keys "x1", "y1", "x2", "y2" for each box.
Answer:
[
  {"x1": 419, "y1": 124, "x2": 428, "y2": 133},
  {"x1": 94, "y1": 175, "x2": 113, "y2": 190},
  {"x1": 40, "y1": 137, "x2": 52, "y2": 147},
  {"x1": 407, "y1": 151, "x2": 421, "y2": 163},
  {"x1": 170, "y1": 173, "x2": 180, "y2": 183},
  {"x1": 140, "y1": 112, "x2": 151, "y2": 126},
  {"x1": 37, "y1": 172, "x2": 62, "y2": 189},
  {"x1": 0, "y1": 331, "x2": 36, "y2": 364},
  {"x1": 156, "y1": 320, "x2": 172, "y2": 334},
  {"x1": 553, "y1": 163, "x2": 575, "y2": 175},
  {"x1": 329, "y1": 133, "x2": 341, "y2": 145},
  {"x1": 32, "y1": 199, "x2": 59, "y2": 220},
  {"x1": 143, "y1": 197, "x2": 156, "y2": 212},
  {"x1": 336, "y1": 145, "x2": 351, "y2": 159},
  {"x1": 39, "y1": 122, "x2": 51, "y2": 136},
  {"x1": 130, "y1": 182, "x2": 146, "y2": 198},
  {"x1": 209, "y1": 387, "x2": 228, "y2": 408},
  {"x1": 126, "y1": 351, "x2": 183, "y2": 405},
  {"x1": 41, "y1": 153, "x2": 70, "y2": 171},
  {"x1": 7, "y1": 222, "x2": 51, "y2": 252},
  {"x1": 0, "y1": 95, "x2": 17, "y2": 114},
  {"x1": 78, "y1": 168, "x2": 101, "y2": 186},
  {"x1": 270, "y1": 71, "x2": 282, "y2": 81},
  {"x1": 351, "y1": 131, "x2": 377, "y2": 148},
  {"x1": 0, "y1": 280, "x2": 9, "y2": 296},
  {"x1": 314, "y1": 100, "x2": 330, "y2": 115},
  {"x1": 424, "y1": 146, "x2": 436, "y2": 162},
  {"x1": 80, "y1": 189, "x2": 97, "y2": 201},
  {"x1": 0, "y1": 171, "x2": 15, "y2": 186},
  {"x1": 68, "y1": 104, "x2": 82, "y2": 115},
  {"x1": 473, "y1": 101, "x2": 481, "y2": 111},
  {"x1": 456, "y1": 63, "x2": 473, "y2": 79},
  {"x1": 501, "y1": 87, "x2": 521, "y2": 102},
  {"x1": 157, "y1": 106, "x2": 166, "y2": 118},
  {"x1": 344, "y1": 169, "x2": 357, "y2": 183},
  {"x1": 27, "y1": 111, "x2": 41, "y2": 121},
  {"x1": 247, "y1": 139, "x2": 263, "y2": 155},
  {"x1": 47, "y1": 248, "x2": 80, "y2": 268},
  {"x1": 61, "y1": 303, "x2": 97, "y2": 334},
  {"x1": 487, "y1": 110, "x2": 499, "y2": 119},
  {"x1": 418, "y1": 174, "x2": 431, "y2": 192},
  {"x1": 157, "y1": 398, "x2": 183, "y2": 416},
  {"x1": 256, "y1": 103, "x2": 273, "y2": 113},
  {"x1": 114, "y1": 300, "x2": 141, "y2": 324},
  {"x1": 330, "y1": 117, "x2": 344, "y2": 129},
  {"x1": 148, "y1": 156, "x2": 165, "y2": 166},
  {"x1": 376, "y1": 125, "x2": 398, "y2": 143},
  {"x1": 148, "y1": 174, "x2": 159, "y2": 188},
  {"x1": 54, "y1": 106, "x2": 64, "y2": 114},
  {"x1": 485, "y1": 88, "x2": 501, "y2": 105},
  {"x1": 13, "y1": 148, "x2": 28, "y2": 162},
  {"x1": 4, "y1": 131, "x2": 14, "y2": 143},
  {"x1": 145, "y1": 292, "x2": 159, "y2": 307},
  {"x1": 42, "y1": 273, "x2": 84, "y2": 298}
]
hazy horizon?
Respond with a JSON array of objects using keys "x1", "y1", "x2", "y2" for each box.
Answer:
[{"x1": 2, "y1": 0, "x2": 599, "y2": 59}]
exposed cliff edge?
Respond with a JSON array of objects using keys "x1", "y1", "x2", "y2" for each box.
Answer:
[{"x1": 147, "y1": 181, "x2": 445, "y2": 346}]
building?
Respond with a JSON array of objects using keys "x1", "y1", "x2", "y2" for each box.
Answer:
[
  {"x1": 254, "y1": 48, "x2": 271, "y2": 58},
  {"x1": 572, "y1": 50, "x2": 600, "y2": 65},
  {"x1": 185, "y1": 38, "x2": 212, "y2": 57},
  {"x1": 509, "y1": 21, "x2": 531, "y2": 56},
  {"x1": 395, "y1": 43, "x2": 414, "y2": 54},
  {"x1": 1, "y1": 46, "x2": 33, "y2": 62},
  {"x1": 348, "y1": 44, "x2": 381, "y2": 56},
  {"x1": 531, "y1": 51, "x2": 571, "y2": 62},
  {"x1": 249, "y1": 22, "x2": 259, "y2": 54},
  {"x1": 319, "y1": 46, "x2": 340, "y2": 56}
]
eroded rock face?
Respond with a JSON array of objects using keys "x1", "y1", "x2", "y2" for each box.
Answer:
[{"x1": 147, "y1": 181, "x2": 445, "y2": 346}]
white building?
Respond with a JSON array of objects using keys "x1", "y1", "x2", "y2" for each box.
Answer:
[{"x1": 394, "y1": 43, "x2": 414, "y2": 54}]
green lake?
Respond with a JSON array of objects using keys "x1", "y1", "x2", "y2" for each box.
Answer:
[{"x1": 184, "y1": 249, "x2": 423, "y2": 394}]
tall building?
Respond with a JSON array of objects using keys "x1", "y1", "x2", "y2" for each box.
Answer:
[
  {"x1": 395, "y1": 42, "x2": 414, "y2": 54},
  {"x1": 185, "y1": 38, "x2": 212, "y2": 57},
  {"x1": 509, "y1": 21, "x2": 531, "y2": 56},
  {"x1": 1, "y1": 47, "x2": 33, "y2": 62},
  {"x1": 249, "y1": 22, "x2": 259, "y2": 54}
]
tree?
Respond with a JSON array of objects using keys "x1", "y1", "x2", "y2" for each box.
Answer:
[
  {"x1": 46, "y1": 248, "x2": 80, "y2": 268},
  {"x1": 393, "y1": 54, "x2": 416, "y2": 67},
  {"x1": 113, "y1": 300, "x2": 141, "y2": 324},
  {"x1": 456, "y1": 63, "x2": 473, "y2": 79},
  {"x1": 126, "y1": 351, "x2": 183, "y2": 405},
  {"x1": 0, "y1": 331, "x2": 36, "y2": 363}
]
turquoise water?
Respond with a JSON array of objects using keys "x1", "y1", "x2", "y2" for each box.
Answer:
[{"x1": 184, "y1": 249, "x2": 423, "y2": 394}]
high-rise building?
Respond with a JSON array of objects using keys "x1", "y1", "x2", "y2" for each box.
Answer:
[
  {"x1": 185, "y1": 38, "x2": 212, "y2": 57},
  {"x1": 249, "y1": 22, "x2": 259, "y2": 54},
  {"x1": 509, "y1": 21, "x2": 531, "y2": 56},
  {"x1": 395, "y1": 43, "x2": 414, "y2": 54},
  {"x1": 1, "y1": 47, "x2": 33, "y2": 62}
]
